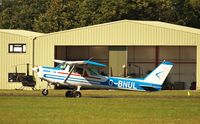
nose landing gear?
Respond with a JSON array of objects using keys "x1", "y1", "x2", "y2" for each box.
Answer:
[
  {"x1": 41, "y1": 84, "x2": 82, "y2": 98},
  {"x1": 42, "y1": 89, "x2": 48, "y2": 96},
  {"x1": 41, "y1": 83, "x2": 50, "y2": 96}
]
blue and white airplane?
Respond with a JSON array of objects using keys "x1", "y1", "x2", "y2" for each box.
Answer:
[{"x1": 32, "y1": 60, "x2": 173, "y2": 98}]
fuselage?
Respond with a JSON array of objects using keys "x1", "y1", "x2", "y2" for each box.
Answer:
[
  {"x1": 32, "y1": 60, "x2": 173, "y2": 97},
  {"x1": 36, "y1": 65, "x2": 162, "y2": 91}
]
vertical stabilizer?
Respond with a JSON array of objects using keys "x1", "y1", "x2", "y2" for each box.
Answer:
[{"x1": 143, "y1": 61, "x2": 173, "y2": 85}]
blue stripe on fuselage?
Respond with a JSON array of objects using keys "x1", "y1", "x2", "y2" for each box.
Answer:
[{"x1": 104, "y1": 77, "x2": 162, "y2": 91}]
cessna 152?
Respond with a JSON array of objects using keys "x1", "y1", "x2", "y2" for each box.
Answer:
[{"x1": 32, "y1": 60, "x2": 173, "y2": 98}]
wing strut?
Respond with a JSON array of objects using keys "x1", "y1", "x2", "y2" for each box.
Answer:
[{"x1": 63, "y1": 65, "x2": 75, "y2": 83}]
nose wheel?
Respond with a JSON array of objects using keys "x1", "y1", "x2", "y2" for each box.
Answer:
[
  {"x1": 42, "y1": 89, "x2": 48, "y2": 96},
  {"x1": 42, "y1": 83, "x2": 50, "y2": 96}
]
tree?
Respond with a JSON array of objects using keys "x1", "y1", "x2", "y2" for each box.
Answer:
[
  {"x1": 0, "y1": 0, "x2": 49, "y2": 30},
  {"x1": 1, "y1": 0, "x2": 200, "y2": 32},
  {"x1": 33, "y1": 0, "x2": 79, "y2": 33},
  {"x1": 98, "y1": 0, "x2": 132, "y2": 22},
  {"x1": 75, "y1": 0, "x2": 102, "y2": 27},
  {"x1": 0, "y1": 0, "x2": 17, "y2": 28},
  {"x1": 191, "y1": 2, "x2": 200, "y2": 28}
]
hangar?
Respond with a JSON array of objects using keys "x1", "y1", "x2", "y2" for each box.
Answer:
[{"x1": 0, "y1": 20, "x2": 199, "y2": 90}]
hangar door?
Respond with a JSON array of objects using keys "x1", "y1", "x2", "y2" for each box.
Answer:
[
  {"x1": 55, "y1": 46, "x2": 109, "y2": 74},
  {"x1": 128, "y1": 46, "x2": 196, "y2": 90}
]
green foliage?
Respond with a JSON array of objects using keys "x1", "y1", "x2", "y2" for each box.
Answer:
[
  {"x1": 0, "y1": 0, "x2": 200, "y2": 33},
  {"x1": 0, "y1": 0, "x2": 49, "y2": 30}
]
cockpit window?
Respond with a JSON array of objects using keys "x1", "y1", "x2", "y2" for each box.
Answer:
[
  {"x1": 73, "y1": 67, "x2": 83, "y2": 75},
  {"x1": 87, "y1": 68, "x2": 100, "y2": 76},
  {"x1": 56, "y1": 62, "x2": 67, "y2": 70}
]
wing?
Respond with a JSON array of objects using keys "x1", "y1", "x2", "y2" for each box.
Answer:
[
  {"x1": 84, "y1": 60, "x2": 106, "y2": 67},
  {"x1": 53, "y1": 59, "x2": 106, "y2": 67},
  {"x1": 53, "y1": 59, "x2": 66, "y2": 64}
]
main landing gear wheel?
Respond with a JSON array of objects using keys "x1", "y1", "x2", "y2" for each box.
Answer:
[
  {"x1": 65, "y1": 91, "x2": 73, "y2": 97},
  {"x1": 73, "y1": 91, "x2": 82, "y2": 98},
  {"x1": 42, "y1": 89, "x2": 48, "y2": 96},
  {"x1": 65, "y1": 90, "x2": 82, "y2": 98}
]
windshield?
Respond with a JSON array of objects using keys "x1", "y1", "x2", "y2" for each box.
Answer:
[{"x1": 56, "y1": 62, "x2": 68, "y2": 70}]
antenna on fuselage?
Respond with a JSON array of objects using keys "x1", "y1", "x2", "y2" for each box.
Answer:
[{"x1": 88, "y1": 57, "x2": 94, "y2": 61}]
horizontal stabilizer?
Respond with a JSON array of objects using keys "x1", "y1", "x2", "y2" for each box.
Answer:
[{"x1": 140, "y1": 85, "x2": 160, "y2": 91}]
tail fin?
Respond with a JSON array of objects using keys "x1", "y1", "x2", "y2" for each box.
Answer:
[{"x1": 143, "y1": 61, "x2": 173, "y2": 85}]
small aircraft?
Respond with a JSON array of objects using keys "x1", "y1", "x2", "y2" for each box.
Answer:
[{"x1": 32, "y1": 60, "x2": 173, "y2": 98}]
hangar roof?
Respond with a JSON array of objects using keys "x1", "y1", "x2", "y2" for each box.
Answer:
[
  {"x1": 133, "y1": 20, "x2": 200, "y2": 35},
  {"x1": 36, "y1": 20, "x2": 199, "y2": 46},
  {"x1": 48, "y1": 20, "x2": 200, "y2": 35},
  {"x1": 0, "y1": 29, "x2": 44, "y2": 37},
  {"x1": 1, "y1": 20, "x2": 200, "y2": 37}
]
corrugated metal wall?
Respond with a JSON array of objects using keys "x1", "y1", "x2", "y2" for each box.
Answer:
[
  {"x1": 197, "y1": 45, "x2": 200, "y2": 90},
  {"x1": 0, "y1": 32, "x2": 33, "y2": 89},
  {"x1": 36, "y1": 21, "x2": 198, "y2": 46},
  {"x1": 0, "y1": 33, "x2": 2, "y2": 89}
]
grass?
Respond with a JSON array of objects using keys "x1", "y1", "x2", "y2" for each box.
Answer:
[{"x1": 0, "y1": 90, "x2": 200, "y2": 124}]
